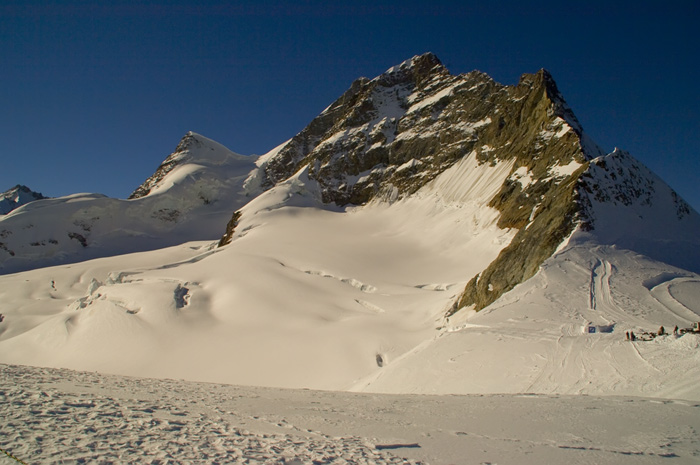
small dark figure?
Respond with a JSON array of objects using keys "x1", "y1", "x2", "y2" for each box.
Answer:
[
  {"x1": 625, "y1": 331, "x2": 630, "y2": 341},
  {"x1": 0, "y1": 313, "x2": 4, "y2": 323},
  {"x1": 658, "y1": 326, "x2": 665, "y2": 336},
  {"x1": 673, "y1": 325, "x2": 679, "y2": 335},
  {"x1": 630, "y1": 331, "x2": 636, "y2": 341}
]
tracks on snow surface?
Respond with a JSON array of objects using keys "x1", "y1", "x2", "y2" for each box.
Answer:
[{"x1": 3, "y1": 364, "x2": 700, "y2": 465}]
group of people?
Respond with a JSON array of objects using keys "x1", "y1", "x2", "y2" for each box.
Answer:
[{"x1": 625, "y1": 325, "x2": 679, "y2": 341}]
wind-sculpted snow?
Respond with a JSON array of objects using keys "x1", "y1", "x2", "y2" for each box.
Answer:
[
  {"x1": 2, "y1": 364, "x2": 699, "y2": 465},
  {"x1": 645, "y1": 275, "x2": 700, "y2": 322}
]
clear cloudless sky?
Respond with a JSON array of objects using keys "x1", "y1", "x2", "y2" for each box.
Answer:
[{"x1": 2, "y1": 0, "x2": 698, "y2": 211}]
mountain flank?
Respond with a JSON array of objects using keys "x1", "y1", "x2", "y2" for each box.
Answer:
[{"x1": 220, "y1": 53, "x2": 698, "y2": 313}]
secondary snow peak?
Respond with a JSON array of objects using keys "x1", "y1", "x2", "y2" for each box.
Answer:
[
  {"x1": 0, "y1": 132, "x2": 258, "y2": 274},
  {"x1": 0, "y1": 184, "x2": 48, "y2": 215},
  {"x1": 129, "y1": 132, "x2": 248, "y2": 199}
]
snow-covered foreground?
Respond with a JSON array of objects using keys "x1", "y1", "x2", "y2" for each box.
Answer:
[{"x1": 3, "y1": 363, "x2": 699, "y2": 465}]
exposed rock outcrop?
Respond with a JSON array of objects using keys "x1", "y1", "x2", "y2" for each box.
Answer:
[{"x1": 241, "y1": 54, "x2": 604, "y2": 311}]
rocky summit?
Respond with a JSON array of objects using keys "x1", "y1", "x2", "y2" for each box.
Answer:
[
  {"x1": 227, "y1": 52, "x2": 699, "y2": 312},
  {"x1": 263, "y1": 53, "x2": 599, "y2": 207}
]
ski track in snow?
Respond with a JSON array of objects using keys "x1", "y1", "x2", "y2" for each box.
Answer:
[
  {"x1": 647, "y1": 276, "x2": 700, "y2": 323},
  {"x1": 282, "y1": 262, "x2": 379, "y2": 294},
  {"x1": 589, "y1": 258, "x2": 648, "y2": 329},
  {"x1": 589, "y1": 259, "x2": 615, "y2": 315},
  {"x1": 3, "y1": 364, "x2": 700, "y2": 465}
]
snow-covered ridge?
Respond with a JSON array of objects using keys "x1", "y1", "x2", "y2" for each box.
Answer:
[
  {"x1": 129, "y1": 131, "x2": 251, "y2": 199},
  {"x1": 0, "y1": 132, "x2": 260, "y2": 274},
  {"x1": 575, "y1": 148, "x2": 700, "y2": 273}
]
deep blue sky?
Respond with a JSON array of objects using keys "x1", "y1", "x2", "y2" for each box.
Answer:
[{"x1": 2, "y1": 1, "x2": 698, "y2": 211}]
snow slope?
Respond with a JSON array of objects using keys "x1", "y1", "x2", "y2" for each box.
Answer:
[
  {"x1": 354, "y1": 240, "x2": 700, "y2": 400},
  {"x1": 0, "y1": 133, "x2": 259, "y2": 274},
  {"x1": 0, "y1": 154, "x2": 516, "y2": 391}
]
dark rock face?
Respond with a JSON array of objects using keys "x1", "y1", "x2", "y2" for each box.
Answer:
[
  {"x1": 456, "y1": 170, "x2": 585, "y2": 312},
  {"x1": 218, "y1": 211, "x2": 241, "y2": 247},
  {"x1": 261, "y1": 54, "x2": 600, "y2": 211}
]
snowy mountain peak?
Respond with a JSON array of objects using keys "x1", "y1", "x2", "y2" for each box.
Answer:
[
  {"x1": 212, "y1": 54, "x2": 700, "y2": 316},
  {"x1": 129, "y1": 131, "x2": 248, "y2": 199},
  {"x1": 260, "y1": 54, "x2": 599, "y2": 209},
  {"x1": 0, "y1": 184, "x2": 47, "y2": 215},
  {"x1": 573, "y1": 148, "x2": 700, "y2": 273},
  {"x1": 0, "y1": 132, "x2": 257, "y2": 274}
]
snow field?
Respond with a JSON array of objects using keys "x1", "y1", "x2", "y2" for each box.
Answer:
[
  {"x1": 1, "y1": 144, "x2": 700, "y2": 400},
  {"x1": 0, "y1": 154, "x2": 520, "y2": 391},
  {"x1": 0, "y1": 365, "x2": 424, "y2": 465},
  {"x1": 2, "y1": 363, "x2": 699, "y2": 465}
]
